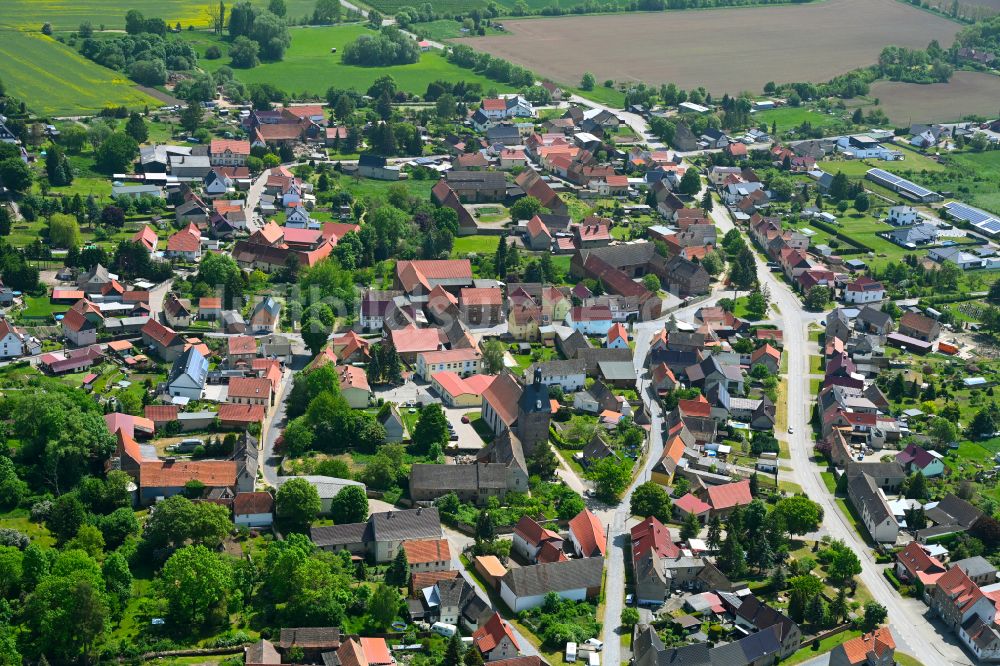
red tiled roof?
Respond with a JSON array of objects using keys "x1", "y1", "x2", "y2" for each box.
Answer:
[
  {"x1": 481, "y1": 98, "x2": 506, "y2": 112},
  {"x1": 386, "y1": 325, "x2": 444, "y2": 355},
  {"x1": 227, "y1": 377, "x2": 272, "y2": 400},
  {"x1": 210, "y1": 139, "x2": 251, "y2": 155},
  {"x1": 228, "y1": 335, "x2": 257, "y2": 356},
  {"x1": 706, "y1": 479, "x2": 752, "y2": 511},
  {"x1": 167, "y1": 227, "x2": 200, "y2": 252},
  {"x1": 402, "y1": 538, "x2": 451, "y2": 564},
  {"x1": 473, "y1": 613, "x2": 520, "y2": 655},
  {"x1": 630, "y1": 516, "x2": 680, "y2": 560},
  {"x1": 360, "y1": 638, "x2": 393, "y2": 666},
  {"x1": 896, "y1": 541, "x2": 945, "y2": 579},
  {"x1": 218, "y1": 402, "x2": 266, "y2": 424},
  {"x1": 142, "y1": 319, "x2": 181, "y2": 348},
  {"x1": 513, "y1": 515, "x2": 561, "y2": 547},
  {"x1": 145, "y1": 404, "x2": 179, "y2": 423},
  {"x1": 674, "y1": 493, "x2": 711, "y2": 516},
  {"x1": 140, "y1": 459, "x2": 236, "y2": 488},
  {"x1": 234, "y1": 491, "x2": 274, "y2": 515},
  {"x1": 461, "y1": 287, "x2": 503, "y2": 307},
  {"x1": 481, "y1": 372, "x2": 522, "y2": 428},
  {"x1": 840, "y1": 627, "x2": 895, "y2": 665},
  {"x1": 568, "y1": 509, "x2": 606, "y2": 557}
]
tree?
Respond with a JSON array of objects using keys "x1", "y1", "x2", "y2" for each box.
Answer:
[
  {"x1": 386, "y1": 546, "x2": 409, "y2": 587},
  {"x1": 445, "y1": 632, "x2": 464, "y2": 666},
  {"x1": 276, "y1": 478, "x2": 321, "y2": 533},
  {"x1": 904, "y1": 470, "x2": 929, "y2": 500},
  {"x1": 48, "y1": 213, "x2": 82, "y2": 248},
  {"x1": 701, "y1": 189, "x2": 714, "y2": 212},
  {"x1": 313, "y1": 0, "x2": 342, "y2": 23},
  {"x1": 251, "y1": 10, "x2": 291, "y2": 60},
  {"x1": 829, "y1": 172, "x2": 849, "y2": 201},
  {"x1": 300, "y1": 302, "x2": 335, "y2": 356},
  {"x1": 269, "y1": 0, "x2": 287, "y2": 15},
  {"x1": 643, "y1": 273, "x2": 661, "y2": 293},
  {"x1": 475, "y1": 509, "x2": 496, "y2": 542},
  {"x1": 159, "y1": 545, "x2": 232, "y2": 627},
  {"x1": 94, "y1": 133, "x2": 138, "y2": 173},
  {"x1": 412, "y1": 404, "x2": 448, "y2": 453},
  {"x1": 230, "y1": 35, "x2": 260, "y2": 68},
  {"x1": 861, "y1": 601, "x2": 887, "y2": 631},
  {"x1": 707, "y1": 515, "x2": 723, "y2": 551},
  {"x1": 144, "y1": 495, "x2": 231, "y2": 549},
  {"x1": 678, "y1": 168, "x2": 701, "y2": 196},
  {"x1": 100, "y1": 205, "x2": 126, "y2": 229},
  {"x1": 330, "y1": 485, "x2": 368, "y2": 524},
  {"x1": 102, "y1": 551, "x2": 133, "y2": 618},
  {"x1": 45, "y1": 144, "x2": 73, "y2": 186},
  {"x1": 827, "y1": 544, "x2": 862, "y2": 585},
  {"x1": 481, "y1": 338, "x2": 505, "y2": 374},
  {"x1": 853, "y1": 192, "x2": 870, "y2": 213},
  {"x1": 804, "y1": 285, "x2": 831, "y2": 311},
  {"x1": 22, "y1": 572, "x2": 108, "y2": 662},
  {"x1": 580, "y1": 72, "x2": 596, "y2": 91},
  {"x1": 47, "y1": 493, "x2": 85, "y2": 543},
  {"x1": 805, "y1": 594, "x2": 827, "y2": 628},
  {"x1": 510, "y1": 195, "x2": 544, "y2": 222},
  {"x1": 588, "y1": 457, "x2": 630, "y2": 503},
  {"x1": 718, "y1": 530, "x2": 747, "y2": 578},
  {"x1": 775, "y1": 496, "x2": 823, "y2": 535},
  {"x1": 746, "y1": 290, "x2": 768, "y2": 319},
  {"x1": 181, "y1": 103, "x2": 204, "y2": 134},
  {"x1": 621, "y1": 607, "x2": 640, "y2": 627},
  {"x1": 0, "y1": 159, "x2": 31, "y2": 193},
  {"x1": 368, "y1": 583, "x2": 400, "y2": 630},
  {"x1": 630, "y1": 481, "x2": 672, "y2": 522},
  {"x1": 680, "y1": 511, "x2": 701, "y2": 540},
  {"x1": 436, "y1": 92, "x2": 457, "y2": 120},
  {"x1": 528, "y1": 442, "x2": 559, "y2": 479}
]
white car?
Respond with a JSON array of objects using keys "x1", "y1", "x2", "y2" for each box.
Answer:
[
  {"x1": 584, "y1": 639, "x2": 604, "y2": 652},
  {"x1": 788, "y1": 426, "x2": 794, "y2": 434},
  {"x1": 625, "y1": 594, "x2": 634, "y2": 606}
]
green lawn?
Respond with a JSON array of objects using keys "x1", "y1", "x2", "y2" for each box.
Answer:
[
  {"x1": 452, "y1": 234, "x2": 500, "y2": 256},
  {"x1": 0, "y1": 0, "x2": 318, "y2": 30},
  {"x1": 567, "y1": 84, "x2": 627, "y2": 108},
  {"x1": 820, "y1": 471, "x2": 837, "y2": 493},
  {"x1": 0, "y1": 509, "x2": 55, "y2": 548},
  {"x1": 0, "y1": 29, "x2": 160, "y2": 116},
  {"x1": 931, "y1": 149, "x2": 1000, "y2": 215},
  {"x1": 18, "y1": 295, "x2": 66, "y2": 322},
  {"x1": 783, "y1": 630, "x2": 861, "y2": 665},
  {"x1": 809, "y1": 355, "x2": 823, "y2": 374},
  {"x1": 754, "y1": 106, "x2": 847, "y2": 136},
  {"x1": 184, "y1": 25, "x2": 517, "y2": 99}
]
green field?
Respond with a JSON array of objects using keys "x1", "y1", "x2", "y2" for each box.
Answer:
[
  {"x1": 930, "y1": 150, "x2": 1000, "y2": 215},
  {"x1": 364, "y1": 0, "x2": 628, "y2": 13},
  {"x1": 753, "y1": 106, "x2": 847, "y2": 135},
  {"x1": 0, "y1": 29, "x2": 160, "y2": 116},
  {"x1": 185, "y1": 25, "x2": 517, "y2": 98},
  {"x1": 452, "y1": 234, "x2": 501, "y2": 256},
  {"x1": 0, "y1": 0, "x2": 318, "y2": 30}
]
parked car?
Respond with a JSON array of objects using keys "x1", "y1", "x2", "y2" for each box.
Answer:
[
  {"x1": 584, "y1": 639, "x2": 603, "y2": 652},
  {"x1": 461, "y1": 415, "x2": 470, "y2": 424}
]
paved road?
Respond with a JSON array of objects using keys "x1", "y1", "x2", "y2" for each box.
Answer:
[
  {"x1": 245, "y1": 168, "x2": 270, "y2": 233},
  {"x1": 705, "y1": 205, "x2": 974, "y2": 665}
]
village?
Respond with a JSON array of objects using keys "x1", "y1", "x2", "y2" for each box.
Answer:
[{"x1": 3, "y1": 18, "x2": 1000, "y2": 663}]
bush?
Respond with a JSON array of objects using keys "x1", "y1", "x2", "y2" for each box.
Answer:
[
  {"x1": 205, "y1": 45, "x2": 222, "y2": 59},
  {"x1": 883, "y1": 568, "x2": 901, "y2": 589},
  {"x1": 342, "y1": 27, "x2": 419, "y2": 66}
]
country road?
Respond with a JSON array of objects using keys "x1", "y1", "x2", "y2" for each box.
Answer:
[{"x1": 705, "y1": 205, "x2": 975, "y2": 665}]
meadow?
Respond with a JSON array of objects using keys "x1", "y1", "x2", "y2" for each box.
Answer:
[
  {"x1": 184, "y1": 25, "x2": 517, "y2": 98},
  {"x1": 752, "y1": 106, "x2": 848, "y2": 134},
  {"x1": 460, "y1": 0, "x2": 960, "y2": 94},
  {"x1": 922, "y1": 149, "x2": 1000, "y2": 215},
  {"x1": 0, "y1": 29, "x2": 160, "y2": 116},
  {"x1": 0, "y1": 0, "x2": 318, "y2": 30}
]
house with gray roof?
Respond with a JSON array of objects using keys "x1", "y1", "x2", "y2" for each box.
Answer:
[
  {"x1": 889, "y1": 223, "x2": 938, "y2": 247},
  {"x1": 166, "y1": 346, "x2": 208, "y2": 400},
  {"x1": 953, "y1": 556, "x2": 999, "y2": 586},
  {"x1": 848, "y1": 472, "x2": 899, "y2": 544},
  {"x1": 310, "y1": 506, "x2": 442, "y2": 562},
  {"x1": 409, "y1": 463, "x2": 511, "y2": 506},
  {"x1": 499, "y1": 557, "x2": 604, "y2": 612}
]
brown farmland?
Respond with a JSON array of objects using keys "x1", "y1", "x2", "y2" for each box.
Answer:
[
  {"x1": 867, "y1": 71, "x2": 1000, "y2": 124},
  {"x1": 460, "y1": 0, "x2": 961, "y2": 94}
]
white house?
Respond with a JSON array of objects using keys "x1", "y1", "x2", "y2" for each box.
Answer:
[
  {"x1": 528, "y1": 359, "x2": 586, "y2": 392},
  {"x1": 848, "y1": 472, "x2": 899, "y2": 544},
  {"x1": 842, "y1": 277, "x2": 885, "y2": 305},
  {"x1": 233, "y1": 491, "x2": 274, "y2": 528},
  {"x1": 566, "y1": 306, "x2": 614, "y2": 336},
  {"x1": 499, "y1": 558, "x2": 604, "y2": 613},
  {"x1": 166, "y1": 346, "x2": 208, "y2": 400},
  {"x1": 416, "y1": 348, "x2": 483, "y2": 382},
  {"x1": 929, "y1": 246, "x2": 986, "y2": 270},
  {"x1": 0, "y1": 319, "x2": 38, "y2": 359},
  {"x1": 887, "y1": 206, "x2": 920, "y2": 226},
  {"x1": 284, "y1": 205, "x2": 315, "y2": 229}
]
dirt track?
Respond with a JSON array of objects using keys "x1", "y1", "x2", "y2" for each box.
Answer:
[{"x1": 460, "y1": 0, "x2": 961, "y2": 94}]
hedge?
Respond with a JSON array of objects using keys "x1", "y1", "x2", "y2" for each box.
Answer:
[{"x1": 883, "y1": 568, "x2": 902, "y2": 590}]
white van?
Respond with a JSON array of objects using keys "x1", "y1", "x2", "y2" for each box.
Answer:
[
  {"x1": 565, "y1": 642, "x2": 577, "y2": 663},
  {"x1": 431, "y1": 622, "x2": 457, "y2": 637},
  {"x1": 588, "y1": 651, "x2": 600, "y2": 666}
]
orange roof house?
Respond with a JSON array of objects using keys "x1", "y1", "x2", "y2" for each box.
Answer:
[{"x1": 568, "y1": 508, "x2": 606, "y2": 558}]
